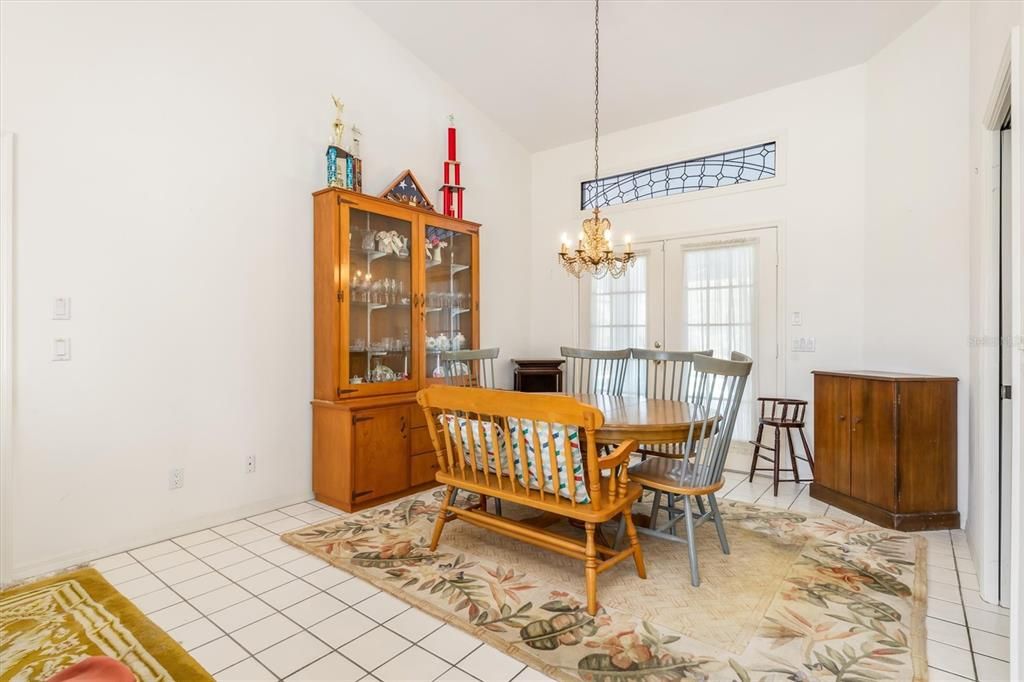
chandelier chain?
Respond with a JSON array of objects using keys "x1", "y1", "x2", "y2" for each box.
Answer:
[
  {"x1": 557, "y1": 0, "x2": 634, "y2": 279},
  {"x1": 593, "y1": 0, "x2": 599, "y2": 182}
]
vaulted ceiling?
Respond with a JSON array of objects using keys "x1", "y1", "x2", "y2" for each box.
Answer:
[{"x1": 355, "y1": 0, "x2": 936, "y2": 151}]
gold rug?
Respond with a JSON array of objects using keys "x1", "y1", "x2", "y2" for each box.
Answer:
[
  {"x1": 0, "y1": 567, "x2": 213, "y2": 682},
  {"x1": 284, "y1": 489, "x2": 928, "y2": 681}
]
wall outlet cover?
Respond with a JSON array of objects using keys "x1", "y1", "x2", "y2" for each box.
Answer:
[
  {"x1": 169, "y1": 468, "x2": 184, "y2": 490},
  {"x1": 246, "y1": 456, "x2": 255, "y2": 474}
]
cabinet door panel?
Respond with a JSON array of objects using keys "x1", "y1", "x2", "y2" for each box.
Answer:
[
  {"x1": 814, "y1": 374, "x2": 851, "y2": 494},
  {"x1": 850, "y1": 379, "x2": 897, "y2": 510},
  {"x1": 897, "y1": 381, "x2": 957, "y2": 513},
  {"x1": 352, "y1": 406, "x2": 410, "y2": 502},
  {"x1": 422, "y1": 220, "x2": 479, "y2": 384},
  {"x1": 344, "y1": 205, "x2": 419, "y2": 395}
]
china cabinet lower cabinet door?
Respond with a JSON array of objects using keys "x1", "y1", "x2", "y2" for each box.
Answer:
[{"x1": 352, "y1": 405, "x2": 411, "y2": 504}]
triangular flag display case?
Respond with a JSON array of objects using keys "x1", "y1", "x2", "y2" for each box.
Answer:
[
  {"x1": 379, "y1": 170, "x2": 435, "y2": 211},
  {"x1": 310, "y1": 186, "x2": 480, "y2": 513}
]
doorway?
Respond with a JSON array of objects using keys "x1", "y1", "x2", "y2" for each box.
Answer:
[
  {"x1": 998, "y1": 113, "x2": 1012, "y2": 608},
  {"x1": 579, "y1": 227, "x2": 780, "y2": 446}
]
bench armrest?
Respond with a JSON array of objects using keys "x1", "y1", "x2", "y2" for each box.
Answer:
[{"x1": 597, "y1": 439, "x2": 638, "y2": 470}]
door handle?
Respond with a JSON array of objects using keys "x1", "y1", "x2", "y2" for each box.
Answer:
[{"x1": 654, "y1": 341, "x2": 662, "y2": 349}]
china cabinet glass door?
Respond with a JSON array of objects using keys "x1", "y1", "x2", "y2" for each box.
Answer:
[
  {"x1": 423, "y1": 225, "x2": 476, "y2": 381},
  {"x1": 345, "y1": 208, "x2": 417, "y2": 391}
]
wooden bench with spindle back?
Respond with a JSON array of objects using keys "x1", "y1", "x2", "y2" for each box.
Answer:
[{"x1": 416, "y1": 385, "x2": 646, "y2": 615}]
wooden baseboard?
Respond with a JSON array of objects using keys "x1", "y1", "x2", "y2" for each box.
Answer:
[
  {"x1": 809, "y1": 483, "x2": 960, "y2": 531},
  {"x1": 315, "y1": 481, "x2": 440, "y2": 514}
]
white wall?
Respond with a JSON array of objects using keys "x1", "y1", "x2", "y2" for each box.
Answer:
[
  {"x1": 529, "y1": 66, "x2": 870, "y2": 439},
  {"x1": 0, "y1": 0, "x2": 531, "y2": 579},
  {"x1": 528, "y1": 3, "x2": 973, "y2": 516},
  {"x1": 863, "y1": 0, "x2": 971, "y2": 517}
]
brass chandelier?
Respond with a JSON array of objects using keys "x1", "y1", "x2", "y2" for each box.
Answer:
[{"x1": 558, "y1": 0, "x2": 635, "y2": 279}]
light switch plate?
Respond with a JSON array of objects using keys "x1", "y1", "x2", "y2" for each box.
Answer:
[
  {"x1": 791, "y1": 337, "x2": 816, "y2": 353},
  {"x1": 53, "y1": 297, "x2": 71, "y2": 320},
  {"x1": 52, "y1": 337, "x2": 71, "y2": 361},
  {"x1": 791, "y1": 311, "x2": 802, "y2": 326}
]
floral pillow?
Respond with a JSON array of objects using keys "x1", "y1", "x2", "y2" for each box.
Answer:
[
  {"x1": 442, "y1": 415, "x2": 510, "y2": 475},
  {"x1": 506, "y1": 418, "x2": 590, "y2": 504}
]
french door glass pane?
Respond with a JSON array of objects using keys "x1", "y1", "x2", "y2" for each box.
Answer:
[
  {"x1": 589, "y1": 255, "x2": 647, "y2": 392},
  {"x1": 424, "y1": 226, "x2": 475, "y2": 380},
  {"x1": 347, "y1": 209, "x2": 414, "y2": 384},
  {"x1": 682, "y1": 243, "x2": 756, "y2": 439}
]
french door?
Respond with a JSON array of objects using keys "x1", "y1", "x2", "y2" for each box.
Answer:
[{"x1": 580, "y1": 227, "x2": 779, "y2": 442}]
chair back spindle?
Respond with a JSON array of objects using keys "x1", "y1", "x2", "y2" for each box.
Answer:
[
  {"x1": 441, "y1": 348, "x2": 500, "y2": 389},
  {"x1": 560, "y1": 347, "x2": 630, "y2": 396},
  {"x1": 631, "y1": 348, "x2": 713, "y2": 401}
]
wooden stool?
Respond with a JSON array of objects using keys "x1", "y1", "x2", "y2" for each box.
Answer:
[{"x1": 748, "y1": 397, "x2": 814, "y2": 496}]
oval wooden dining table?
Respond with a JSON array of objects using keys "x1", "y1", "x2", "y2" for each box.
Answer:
[{"x1": 565, "y1": 393, "x2": 713, "y2": 445}]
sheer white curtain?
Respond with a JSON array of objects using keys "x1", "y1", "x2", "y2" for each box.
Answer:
[
  {"x1": 683, "y1": 243, "x2": 756, "y2": 440},
  {"x1": 590, "y1": 255, "x2": 646, "y2": 391}
]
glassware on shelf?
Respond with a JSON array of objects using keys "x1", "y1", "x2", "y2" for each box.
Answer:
[{"x1": 361, "y1": 227, "x2": 376, "y2": 251}]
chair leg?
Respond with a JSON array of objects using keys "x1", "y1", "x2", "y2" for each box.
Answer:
[
  {"x1": 799, "y1": 426, "x2": 815, "y2": 473},
  {"x1": 450, "y1": 489, "x2": 459, "y2": 507},
  {"x1": 666, "y1": 493, "x2": 678, "y2": 536},
  {"x1": 772, "y1": 426, "x2": 781, "y2": 496},
  {"x1": 649, "y1": 490, "x2": 663, "y2": 529},
  {"x1": 708, "y1": 493, "x2": 729, "y2": 555},
  {"x1": 682, "y1": 495, "x2": 700, "y2": 587},
  {"x1": 430, "y1": 486, "x2": 456, "y2": 551},
  {"x1": 786, "y1": 427, "x2": 801, "y2": 484},
  {"x1": 695, "y1": 496, "x2": 706, "y2": 516},
  {"x1": 748, "y1": 423, "x2": 764, "y2": 482},
  {"x1": 584, "y1": 522, "x2": 599, "y2": 615},
  {"x1": 623, "y1": 509, "x2": 646, "y2": 579}
]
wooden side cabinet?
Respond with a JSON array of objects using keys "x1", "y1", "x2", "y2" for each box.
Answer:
[{"x1": 810, "y1": 370, "x2": 959, "y2": 531}]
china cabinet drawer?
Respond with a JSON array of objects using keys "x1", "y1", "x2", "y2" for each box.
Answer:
[
  {"x1": 411, "y1": 452, "x2": 441, "y2": 487},
  {"x1": 411, "y1": 426, "x2": 434, "y2": 456}
]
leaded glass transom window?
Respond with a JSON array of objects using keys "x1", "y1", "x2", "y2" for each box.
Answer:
[{"x1": 581, "y1": 141, "x2": 776, "y2": 210}]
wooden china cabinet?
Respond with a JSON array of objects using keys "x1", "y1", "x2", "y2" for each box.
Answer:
[{"x1": 311, "y1": 187, "x2": 481, "y2": 511}]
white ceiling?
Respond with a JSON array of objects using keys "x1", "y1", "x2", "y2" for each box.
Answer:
[{"x1": 355, "y1": 0, "x2": 936, "y2": 152}]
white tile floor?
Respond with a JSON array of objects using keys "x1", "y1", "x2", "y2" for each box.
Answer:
[{"x1": 81, "y1": 472, "x2": 1013, "y2": 681}]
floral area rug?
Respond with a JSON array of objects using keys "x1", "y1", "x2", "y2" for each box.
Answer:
[
  {"x1": 284, "y1": 489, "x2": 927, "y2": 681},
  {"x1": 0, "y1": 567, "x2": 213, "y2": 681}
]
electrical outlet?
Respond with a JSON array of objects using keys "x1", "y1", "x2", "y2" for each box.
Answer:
[
  {"x1": 246, "y1": 455, "x2": 256, "y2": 474},
  {"x1": 169, "y1": 467, "x2": 184, "y2": 490}
]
